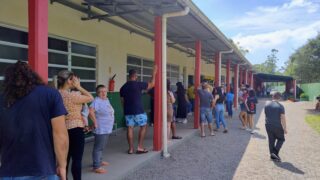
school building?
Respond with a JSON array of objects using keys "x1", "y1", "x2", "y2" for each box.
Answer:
[{"x1": 0, "y1": 0, "x2": 258, "y2": 151}]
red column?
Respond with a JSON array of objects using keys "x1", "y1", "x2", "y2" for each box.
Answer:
[
  {"x1": 28, "y1": 0, "x2": 48, "y2": 82},
  {"x1": 194, "y1": 40, "x2": 201, "y2": 129},
  {"x1": 214, "y1": 52, "x2": 221, "y2": 87},
  {"x1": 250, "y1": 72, "x2": 254, "y2": 88},
  {"x1": 226, "y1": 59, "x2": 231, "y2": 92},
  {"x1": 153, "y1": 16, "x2": 162, "y2": 151},
  {"x1": 234, "y1": 64, "x2": 239, "y2": 108}
]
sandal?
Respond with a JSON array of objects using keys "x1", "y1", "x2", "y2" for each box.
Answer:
[
  {"x1": 93, "y1": 167, "x2": 107, "y2": 174},
  {"x1": 127, "y1": 149, "x2": 134, "y2": 154},
  {"x1": 172, "y1": 136, "x2": 182, "y2": 139},
  {"x1": 101, "y1": 161, "x2": 109, "y2": 166},
  {"x1": 136, "y1": 149, "x2": 148, "y2": 154}
]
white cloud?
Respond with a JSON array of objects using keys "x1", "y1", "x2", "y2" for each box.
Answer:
[
  {"x1": 233, "y1": 21, "x2": 320, "y2": 52},
  {"x1": 223, "y1": 0, "x2": 320, "y2": 32}
]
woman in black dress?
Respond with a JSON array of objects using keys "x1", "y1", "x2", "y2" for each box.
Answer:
[{"x1": 175, "y1": 82, "x2": 189, "y2": 124}]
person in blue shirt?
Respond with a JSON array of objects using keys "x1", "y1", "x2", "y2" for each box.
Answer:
[
  {"x1": 0, "y1": 61, "x2": 69, "y2": 180},
  {"x1": 120, "y1": 66, "x2": 157, "y2": 154},
  {"x1": 226, "y1": 89, "x2": 235, "y2": 120}
]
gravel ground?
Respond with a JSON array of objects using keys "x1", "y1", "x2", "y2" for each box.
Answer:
[{"x1": 124, "y1": 100, "x2": 320, "y2": 180}]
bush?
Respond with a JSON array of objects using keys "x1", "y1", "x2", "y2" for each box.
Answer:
[{"x1": 300, "y1": 93, "x2": 309, "y2": 98}]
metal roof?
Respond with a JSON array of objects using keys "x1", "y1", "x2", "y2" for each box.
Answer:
[
  {"x1": 54, "y1": 0, "x2": 252, "y2": 68},
  {"x1": 254, "y1": 73, "x2": 294, "y2": 82}
]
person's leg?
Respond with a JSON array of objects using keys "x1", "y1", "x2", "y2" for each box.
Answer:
[
  {"x1": 206, "y1": 108, "x2": 214, "y2": 135},
  {"x1": 274, "y1": 128, "x2": 285, "y2": 155},
  {"x1": 70, "y1": 128, "x2": 85, "y2": 180},
  {"x1": 127, "y1": 127, "x2": 134, "y2": 153},
  {"x1": 266, "y1": 125, "x2": 276, "y2": 155},
  {"x1": 136, "y1": 113, "x2": 148, "y2": 151},
  {"x1": 138, "y1": 125, "x2": 147, "y2": 151},
  {"x1": 171, "y1": 122, "x2": 177, "y2": 137},
  {"x1": 200, "y1": 108, "x2": 206, "y2": 136},
  {"x1": 215, "y1": 107, "x2": 220, "y2": 130},
  {"x1": 219, "y1": 106, "x2": 227, "y2": 130},
  {"x1": 66, "y1": 129, "x2": 75, "y2": 177},
  {"x1": 191, "y1": 99, "x2": 194, "y2": 112},
  {"x1": 239, "y1": 112, "x2": 245, "y2": 128},
  {"x1": 92, "y1": 134, "x2": 108, "y2": 169}
]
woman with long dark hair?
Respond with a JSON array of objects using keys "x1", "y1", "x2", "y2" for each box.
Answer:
[
  {"x1": 213, "y1": 87, "x2": 228, "y2": 133},
  {"x1": 245, "y1": 89, "x2": 258, "y2": 134},
  {"x1": 56, "y1": 70, "x2": 94, "y2": 180},
  {"x1": 0, "y1": 61, "x2": 68, "y2": 180},
  {"x1": 175, "y1": 82, "x2": 189, "y2": 124}
]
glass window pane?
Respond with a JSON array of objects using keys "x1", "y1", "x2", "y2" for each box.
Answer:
[
  {"x1": 0, "y1": 62, "x2": 15, "y2": 75},
  {"x1": 127, "y1": 56, "x2": 141, "y2": 66},
  {"x1": 49, "y1": 52, "x2": 68, "y2": 65},
  {"x1": 72, "y1": 69, "x2": 95, "y2": 80},
  {"x1": 171, "y1": 65, "x2": 179, "y2": 72},
  {"x1": 142, "y1": 76, "x2": 151, "y2": 82},
  {"x1": 71, "y1": 55, "x2": 95, "y2": 68},
  {"x1": 0, "y1": 26, "x2": 28, "y2": 45},
  {"x1": 0, "y1": 44, "x2": 28, "y2": 61},
  {"x1": 48, "y1": 37, "x2": 68, "y2": 52},
  {"x1": 143, "y1": 59, "x2": 153, "y2": 67},
  {"x1": 48, "y1": 67, "x2": 68, "y2": 78},
  {"x1": 71, "y1": 42, "x2": 96, "y2": 56},
  {"x1": 171, "y1": 72, "x2": 179, "y2": 78},
  {"x1": 127, "y1": 65, "x2": 141, "y2": 74},
  {"x1": 80, "y1": 82, "x2": 96, "y2": 92},
  {"x1": 143, "y1": 68, "x2": 152, "y2": 76}
]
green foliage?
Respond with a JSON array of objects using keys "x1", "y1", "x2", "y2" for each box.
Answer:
[
  {"x1": 300, "y1": 93, "x2": 309, "y2": 98},
  {"x1": 284, "y1": 33, "x2": 320, "y2": 83},
  {"x1": 253, "y1": 49, "x2": 279, "y2": 74}
]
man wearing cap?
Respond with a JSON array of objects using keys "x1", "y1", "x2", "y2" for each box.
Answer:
[
  {"x1": 264, "y1": 92, "x2": 287, "y2": 162},
  {"x1": 120, "y1": 66, "x2": 157, "y2": 154}
]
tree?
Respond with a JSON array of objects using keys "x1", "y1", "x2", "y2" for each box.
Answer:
[
  {"x1": 253, "y1": 49, "x2": 279, "y2": 74},
  {"x1": 229, "y1": 39, "x2": 249, "y2": 56},
  {"x1": 284, "y1": 33, "x2": 320, "y2": 83}
]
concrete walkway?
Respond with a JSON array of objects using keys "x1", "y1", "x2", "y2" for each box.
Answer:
[
  {"x1": 125, "y1": 99, "x2": 320, "y2": 180},
  {"x1": 76, "y1": 115, "x2": 197, "y2": 180}
]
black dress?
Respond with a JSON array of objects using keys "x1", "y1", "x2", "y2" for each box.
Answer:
[{"x1": 176, "y1": 90, "x2": 187, "y2": 119}]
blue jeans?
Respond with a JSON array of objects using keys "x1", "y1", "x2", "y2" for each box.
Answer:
[
  {"x1": 92, "y1": 134, "x2": 109, "y2": 169},
  {"x1": 226, "y1": 101, "x2": 233, "y2": 117},
  {"x1": 0, "y1": 175, "x2": 58, "y2": 180},
  {"x1": 190, "y1": 99, "x2": 194, "y2": 112},
  {"x1": 215, "y1": 104, "x2": 227, "y2": 129},
  {"x1": 200, "y1": 107, "x2": 213, "y2": 123}
]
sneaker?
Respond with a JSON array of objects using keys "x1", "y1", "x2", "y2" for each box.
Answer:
[
  {"x1": 250, "y1": 130, "x2": 255, "y2": 134},
  {"x1": 223, "y1": 129, "x2": 228, "y2": 133},
  {"x1": 246, "y1": 128, "x2": 251, "y2": 132},
  {"x1": 93, "y1": 167, "x2": 107, "y2": 174},
  {"x1": 271, "y1": 153, "x2": 281, "y2": 162},
  {"x1": 210, "y1": 131, "x2": 215, "y2": 136},
  {"x1": 101, "y1": 161, "x2": 109, "y2": 166},
  {"x1": 182, "y1": 119, "x2": 188, "y2": 124}
]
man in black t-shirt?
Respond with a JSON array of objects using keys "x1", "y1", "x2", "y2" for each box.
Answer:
[{"x1": 264, "y1": 92, "x2": 287, "y2": 162}]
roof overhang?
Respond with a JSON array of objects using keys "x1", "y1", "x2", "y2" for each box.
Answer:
[
  {"x1": 53, "y1": 0, "x2": 252, "y2": 68},
  {"x1": 254, "y1": 73, "x2": 294, "y2": 82}
]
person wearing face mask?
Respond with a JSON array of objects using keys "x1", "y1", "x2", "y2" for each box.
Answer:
[
  {"x1": 89, "y1": 84, "x2": 115, "y2": 174},
  {"x1": 57, "y1": 70, "x2": 94, "y2": 180}
]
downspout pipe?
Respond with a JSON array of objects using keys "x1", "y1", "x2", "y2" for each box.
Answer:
[
  {"x1": 217, "y1": 49, "x2": 233, "y2": 86},
  {"x1": 162, "y1": 6, "x2": 190, "y2": 158}
]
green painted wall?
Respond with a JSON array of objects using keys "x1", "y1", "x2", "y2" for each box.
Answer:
[{"x1": 299, "y1": 83, "x2": 320, "y2": 101}]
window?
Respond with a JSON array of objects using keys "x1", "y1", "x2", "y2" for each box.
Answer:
[
  {"x1": 0, "y1": 25, "x2": 97, "y2": 92},
  {"x1": 127, "y1": 56, "x2": 153, "y2": 82},
  {"x1": 126, "y1": 55, "x2": 179, "y2": 91}
]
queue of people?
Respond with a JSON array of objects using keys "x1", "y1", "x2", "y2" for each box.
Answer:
[{"x1": 0, "y1": 61, "x2": 265, "y2": 180}]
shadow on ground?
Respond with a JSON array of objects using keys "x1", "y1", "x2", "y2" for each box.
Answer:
[
  {"x1": 273, "y1": 161, "x2": 305, "y2": 175},
  {"x1": 125, "y1": 99, "x2": 268, "y2": 180}
]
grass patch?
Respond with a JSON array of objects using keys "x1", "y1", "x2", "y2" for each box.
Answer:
[{"x1": 305, "y1": 115, "x2": 320, "y2": 134}]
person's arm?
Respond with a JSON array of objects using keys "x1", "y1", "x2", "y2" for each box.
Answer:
[
  {"x1": 245, "y1": 99, "x2": 249, "y2": 111},
  {"x1": 72, "y1": 77, "x2": 94, "y2": 103},
  {"x1": 51, "y1": 115, "x2": 69, "y2": 180},
  {"x1": 281, "y1": 114, "x2": 287, "y2": 134},
  {"x1": 89, "y1": 107, "x2": 98, "y2": 129},
  {"x1": 147, "y1": 65, "x2": 158, "y2": 90}
]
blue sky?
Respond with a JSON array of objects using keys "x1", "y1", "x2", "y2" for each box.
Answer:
[{"x1": 192, "y1": 0, "x2": 320, "y2": 69}]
